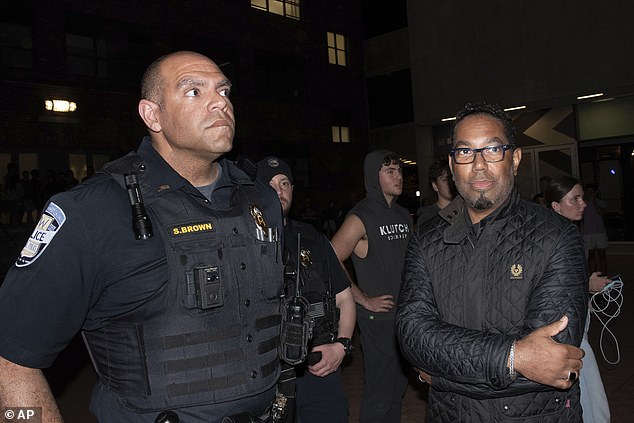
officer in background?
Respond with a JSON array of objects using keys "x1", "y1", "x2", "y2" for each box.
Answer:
[
  {"x1": 257, "y1": 156, "x2": 355, "y2": 423},
  {"x1": 0, "y1": 51, "x2": 284, "y2": 422}
]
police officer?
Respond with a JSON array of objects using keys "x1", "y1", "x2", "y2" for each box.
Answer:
[
  {"x1": 256, "y1": 156, "x2": 355, "y2": 423},
  {"x1": 0, "y1": 51, "x2": 284, "y2": 422}
]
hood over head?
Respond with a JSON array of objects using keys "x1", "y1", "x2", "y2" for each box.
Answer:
[{"x1": 363, "y1": 149, "x2": 400, "y2": 203}]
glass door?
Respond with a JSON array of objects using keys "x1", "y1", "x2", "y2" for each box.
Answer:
[{"x1": 516, "y1": 144, "x2": 579, "y2": 201}]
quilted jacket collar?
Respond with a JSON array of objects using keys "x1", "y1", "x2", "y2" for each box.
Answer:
[{"x1": 441, "y1": 187, "x2": 521, "y2": 244}]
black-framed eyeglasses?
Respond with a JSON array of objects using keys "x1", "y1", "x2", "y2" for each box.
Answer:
[{"x1": 450, "y1": 144, "x2": 514, "y2": 164}]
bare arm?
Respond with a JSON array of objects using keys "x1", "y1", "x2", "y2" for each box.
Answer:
[
  {"x1": 331, "y1": 215, "x2": 395, "y2": 312},
  {"x1": 331, "y1": 214, "x2": 366, "y2": 262},
  {"x1": 0, "y1": 355, "x2": 63, "y2": 423},
  {"x1": 335, "y1": 287, "x2": 356, "y2": 339}
]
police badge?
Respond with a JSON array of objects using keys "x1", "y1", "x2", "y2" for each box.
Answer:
[{"x1": 250, "y1": 204, "x2": 278, "y2": 242}]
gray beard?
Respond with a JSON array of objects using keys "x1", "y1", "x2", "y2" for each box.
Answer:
[{"x1": 468, "y1": 191, "x2": 494, "y2": 211}]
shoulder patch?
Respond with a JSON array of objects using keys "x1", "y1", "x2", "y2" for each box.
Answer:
[{"x1": 16, "y1": 202, "x2": 67, "y2": 267}]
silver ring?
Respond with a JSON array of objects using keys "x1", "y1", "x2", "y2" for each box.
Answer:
[
  {"x1": 567, "y1": 371, "x2": 578, "y2": 382},
  {"x1": 418, "y1": 374, "x2": 426, "y2": 384}
]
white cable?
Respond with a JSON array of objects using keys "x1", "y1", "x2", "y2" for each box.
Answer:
[{"x1": 590, "y1": 275, "x2": 624, "y2": 365}]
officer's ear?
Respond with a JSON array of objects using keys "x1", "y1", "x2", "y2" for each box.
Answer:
[{"x1": 138, "y1": 99, "x2": 162, "y2": 133}]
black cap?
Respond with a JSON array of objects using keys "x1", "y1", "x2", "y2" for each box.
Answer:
[{"x1": 256, "y1": 156, "x2": 293, "y2": 185}]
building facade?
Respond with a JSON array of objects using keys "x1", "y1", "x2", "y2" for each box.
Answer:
[{"x1": 0, "y1": 0, "x2": 369, "y2": 218}]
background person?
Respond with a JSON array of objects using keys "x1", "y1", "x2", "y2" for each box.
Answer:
[
  {"x1": 546, "y1": 175, "x2": 611, "y2": 423},
  {"x1": 257, "y1": 156, "x2": 355, "y2": 423},
  {"x1": 3, "y1": 162, "x2": 22, "y2": 227},
  {"x1": 19, "y1": 170, "x2": 36, "y2": 225},
  {"x1": 415, "y1": 159, "x2": 456, "y2": 226},
  {"x1": 0, "y1": 51, "x2": 284, "y2": 423},
  {"x1": 397, "y1": 102, "x2": 587, "y2": 422},
  {"x1": 331, "y1": 149, "x2": 412, "y2": 423},
  {"x1": 532, "y1": 192, "x2": 547, "y2": 207}
]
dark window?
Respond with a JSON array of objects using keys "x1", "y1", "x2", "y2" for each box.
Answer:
[
  {"x1": 66, "y1": 33, "x2": 103, "y2": 77},
  {"x1": 255, "y1": 52, "x2": 305, "y2": 102},
  {"x1": 0, "y1": 22, "x2": 33, "y2": 69},
  {"x1": 362, "y1": 0, "x2": 408, "y2": 38},
  {"x1": 366, "y1": 69, "x2": 414, "y2": 128},
  {"x1": 66, "y1": 16, "x2": 151, "y2": 87}
]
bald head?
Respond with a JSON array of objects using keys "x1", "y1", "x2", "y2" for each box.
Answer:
[{"x1": 140, "y1": 51, "x2": 214, "y2": 106}]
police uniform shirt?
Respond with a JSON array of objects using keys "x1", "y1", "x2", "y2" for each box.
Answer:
[
  {"x1": 284, "y1": 219, "x2": 350, "y2": 297},
  {"x1": 0, "y1": 137, "x2": 281, "y2": 369}
]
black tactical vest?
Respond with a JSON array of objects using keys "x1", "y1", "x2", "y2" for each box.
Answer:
[
  {"x1": 83, "y1": 153, "x2": 284, "y2": 412},
  {"x1": 284, "y1": 220, "x2": 338, "y2": 347}
]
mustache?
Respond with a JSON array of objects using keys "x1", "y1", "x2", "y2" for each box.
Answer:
[{"x1": 467, "y1": 177, "x2": 494, "y2": 184}]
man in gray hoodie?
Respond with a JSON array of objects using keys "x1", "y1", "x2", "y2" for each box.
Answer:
[{"x1": 331, "y1": 150, "x2": 413, "y2": 423}]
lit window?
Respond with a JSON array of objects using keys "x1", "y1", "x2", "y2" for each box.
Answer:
[
  {"x1": 251, "y1": 0, "x2": 300, "y2": 20},
  {"x1": 327, "y1": 32, "x2": 347, "y2": 66},
  {"x1": 44, "y1": 99, "x2": 77, "y2": 113},
  {"x1": 251, "y1": 0, "x2": 267, "y2": 10},
  {"x1": 332, "y1": 126, "x2": 350, "y2": 143}
]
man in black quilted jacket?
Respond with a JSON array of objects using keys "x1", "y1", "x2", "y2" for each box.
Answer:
[{"x1": 396, "y1": 102, "x2": 587, "y2": 422}]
